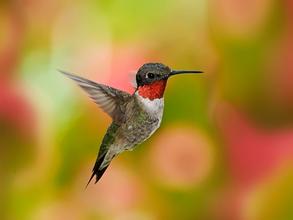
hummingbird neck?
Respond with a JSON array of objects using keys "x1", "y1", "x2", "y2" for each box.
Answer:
[{"x1": 137, "y1": 80, "x2": 167, "y2": 100}]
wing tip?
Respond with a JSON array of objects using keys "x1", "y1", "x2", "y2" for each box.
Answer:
[{"x1": 58, "y1": 69, "x2": 77, "y2": 79}]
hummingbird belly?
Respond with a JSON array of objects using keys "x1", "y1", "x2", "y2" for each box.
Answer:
[
  {"x1": 100, "y1": 111, "x2": 162, "y2": 169},
  {"x1": 125, "y1": 114, "x2": 161, "y2": 148},
  {"x1": 114, "y1": 95, "x2": 164, "y2": 152}
]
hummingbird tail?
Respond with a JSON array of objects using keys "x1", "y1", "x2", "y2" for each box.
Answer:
[{"x1": 85, "y1": 153, "x2": 112, "y2": 188}]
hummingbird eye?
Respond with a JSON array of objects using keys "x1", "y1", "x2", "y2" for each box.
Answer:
[{"x1": 147, "y1": 72, "x2": 155, "y2": 79}]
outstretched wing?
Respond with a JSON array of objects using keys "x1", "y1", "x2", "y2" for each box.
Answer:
[{"x1": 60, "y1": 70, "x2": 132, "y2": 122}]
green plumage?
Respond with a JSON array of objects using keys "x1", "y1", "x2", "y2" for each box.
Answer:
[
  {"x1": 98, "y1": 123, "x2": 119, "y2": 159},
  {"x1": 87, "y1": 123, "x2": 119, "y2": 185}
]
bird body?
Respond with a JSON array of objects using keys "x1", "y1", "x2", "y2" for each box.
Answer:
[
  {"x1": 96, "y1": 93, "x2": 164, "y2": 177},
  {"x1": 61, "y1": 63, "x2": 202, "y2": 185}
]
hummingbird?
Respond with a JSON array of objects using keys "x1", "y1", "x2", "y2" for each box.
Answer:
[{"x1": 61, "y1": 63, "x2": 202, "y2": 186}]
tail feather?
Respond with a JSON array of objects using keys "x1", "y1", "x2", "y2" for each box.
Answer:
[
  {"x1": 94, "y1": 166, "x2": 109, "y2": 183},
  {"x1": 86, "y1": 153, "x2": 110, "y2": 188}
]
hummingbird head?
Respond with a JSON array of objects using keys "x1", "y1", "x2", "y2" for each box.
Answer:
[
  {"x1": 135, "y1": 63, "x2": 202, "y2": 100},
  {"x1": 136, "y1": 63, "x2": 171, "y2": 87}
]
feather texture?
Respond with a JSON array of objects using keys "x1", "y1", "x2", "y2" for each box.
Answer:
[{"x1": 60, "y1": 70, "x2": 132, "y2": 123}]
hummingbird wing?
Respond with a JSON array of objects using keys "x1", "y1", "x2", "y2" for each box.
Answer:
[{"x1": 60, "y1": 70, "x2": 131, "y2": 122}]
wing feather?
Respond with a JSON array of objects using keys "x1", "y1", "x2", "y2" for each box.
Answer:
[{"x1": 61, "y1": 70, "x2": 132, "y2": 122}]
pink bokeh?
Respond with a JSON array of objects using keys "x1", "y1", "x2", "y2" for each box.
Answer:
[
  {"x1": 216, "y1": 103, "x2": 293, "y2": 187},
  {"x1": 147, "y1": 125, "x2": 213, "y2": 188}
]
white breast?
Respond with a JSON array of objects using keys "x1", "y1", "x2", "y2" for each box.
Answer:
[
  {"x1": 135, "y1": 93, "x2": 164, "y2": 115},
  {"x1": 136, "y1": 93, "x2": 164, "y2": 140},
  {"x1": 121, "y1": 93, "x2": 164, "y2": 147}
]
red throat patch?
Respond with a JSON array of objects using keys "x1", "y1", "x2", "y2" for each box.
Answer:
[{"x1": 137, "y1": 80, "x2": 167, "y2": 100}]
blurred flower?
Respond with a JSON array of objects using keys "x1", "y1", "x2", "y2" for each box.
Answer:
[
  {"x1": 147, "y1": 125, "x2": 213, "y2": 189},
  {"x1": 216, "y1": 103, "x2": 293, "y2": 186},
  {"x1": 82, "y1": 163, "x2": 145, "y2": 217},
  {"x1": 107, "y1": 46, "x2": 146, "y2": 93},
  {"x1": 0, "y1": 81, "x2": 35, "y2": 137}
]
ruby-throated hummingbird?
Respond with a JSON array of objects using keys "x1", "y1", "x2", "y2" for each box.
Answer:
[{"x1": 61, "y1": 63, "x2": 202, "y2": 186}]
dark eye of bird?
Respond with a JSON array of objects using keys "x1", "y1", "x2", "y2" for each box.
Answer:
[{"x1": 147, "y1": 72, "x2": 155, "y2": 79}]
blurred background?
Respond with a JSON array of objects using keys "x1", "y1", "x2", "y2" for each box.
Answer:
[{"x1": 0, "y1": 0, "x2": 293, "y2": 219}]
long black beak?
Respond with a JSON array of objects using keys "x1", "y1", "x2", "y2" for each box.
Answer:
[{"x1": 169, "y1": 70, "x2": 203, "y2": 77}]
